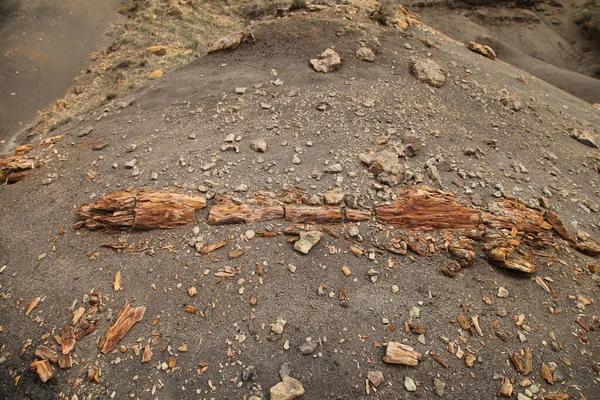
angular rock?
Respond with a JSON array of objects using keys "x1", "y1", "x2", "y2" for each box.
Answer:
[
  {"x1": 299, "y1": 341, "x2": 318, "y2": 355},
  {"x1": 251, "y1": 138, "x2": 268, "y2": 152},
  {"x1": 294, "y1": 231, "x2": 323, "y2": 254},
  {"x1": 270, "y1": 376, "x2": 305, "y2": 400},
  {"x1": 146, "y1": 45, "x2": 167, "y2": 56},
  {"x1": 324, "y1": 189, "x2": 345, "y2": 205},
  {"x1": 208, "y1": 31, "x2": 245, "y2": 53},
  {"x1": 404, "y1": 376, "x2": 417, "y2": 392},
  {"x1": 310, "y1": 48, "x2": 341, "y2": 73},
  {"x1": 433, "y1": 378, "x2": 446, "y2": 397},
  {"x1": 569, "y1": 128, "x2": 599, "y2": 148},
  {"x1": 356, "y1": 47, "x2": 375, "y2": 62},
  {"x1": 411, "y1": 59, "x2": 445, "y2": 87},
  {"x1": 367, "y1": 371, "x2": 384, "y2": 388}
]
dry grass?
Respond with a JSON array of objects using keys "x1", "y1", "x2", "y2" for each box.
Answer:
[{"x1": 30, "y1": 1, "x2": 376, "y2": 137}]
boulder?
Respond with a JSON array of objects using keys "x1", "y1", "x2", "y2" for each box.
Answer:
[
  {"x1": 411, "y1": 59, "x2": 445, "y2": 87},
  {"x1": 310, "y1": 48, "x2": 341, "y2": 73}
]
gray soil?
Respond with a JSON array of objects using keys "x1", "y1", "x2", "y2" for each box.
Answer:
[
  {"x1": 1, "y1": 7, "x2": 600, "y2": 400},
  {"x1": 0, "y1": 0, "x2": 124, "y2": 146}
]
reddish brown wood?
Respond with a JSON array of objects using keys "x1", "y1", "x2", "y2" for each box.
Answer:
[
  {"x1": 285, "y1": 205, "x2": 343, "y2": 224},
  {"x1": 100, "y1": 303, "x2": 146, "y2": 354},
  {"x1": 375, "y1": 186, "x2": 481, "y2": 230},
  {"x1": 207, "y1": 198, "x2": 284, "y2": 224}
]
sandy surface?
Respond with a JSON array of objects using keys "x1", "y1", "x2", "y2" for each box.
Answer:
[{"x1": 0, "y1": 0, "x2": 124, "y2": 147}]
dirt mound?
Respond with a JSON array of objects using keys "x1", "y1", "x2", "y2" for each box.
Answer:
[{"x1": 0, "y1": 5, "x2": 599, "y2": 400}]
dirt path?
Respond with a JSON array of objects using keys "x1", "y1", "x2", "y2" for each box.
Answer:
[{"x1": 0, "y1": 0, "x2": 124, "y2": 149}]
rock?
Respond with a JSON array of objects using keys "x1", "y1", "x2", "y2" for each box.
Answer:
[
  {"x1": 367, "y1": 371, "x2": 384, "y2": 388},
  {"x1": 234, "y1": 184, "x2": 249, "y2": 192},
  {"x1": 427, "y1": 165, "x2": 442, "y2": 185},
  {"x1": 500, "y1": 94, "x2": 522, "y2": 111},
  {"x1": 294, "y1": 231, "x2": 323, "y2": 254},
  {"x1": 324, "y1": 189, "x2": 345, "y2": 205},
  {"x1": 409, "y1": 306, "x2": 420, "y2": 318},
  {"x1": 433, "y1": 378, "x2": 446, "y2": 397},
  {"x1": 403, "y1": 135, "x2": 421, "y2": 157},
  {"x1": 146, "y1": 45, "x2": 167, "y2": 56},
  {"x1": 279, "y1": 362, "x2": 291, "y2": 379},
  {"x1": 404, "y1": 376, "x2": 417, "y2": 392},
  {"x1": 124, "y1": 159, "x2": 137, "y2": 169},
  {"x1": 324, "y1": 163, "x2": 343, "y2": 173},
  {"x1": 356, "y1": 47, "x2": 375, "y2": 62},
  {"x1": 468, "y1": 41, "x2": 496, "y2": 60},
  {"x1": 251, "y1": 139, "x2": 267, "y2": 153},
  {"x1": 292, "y1": 155, "x2": 301, "y2": 165},
  {"x1": 411, "y1": 59, "x2": 445, "y2": 87},
  {"x1": 271, "y1": 318, "x2": 287, "y2": 334},
  {"x1": 77, "y1": 126, "x2": 94, "y2": 137},
  {"x1": 497, "y1": 286, "x2": 509, "y2": 298},
  {"x1": 270, "y1": 376, "x2": 305, "y2": 400},
  {"x1": 569, "y1": 128, "x2": 599, "y2": 148},
  {"x1": 310, "y1": 48, "x2": 341, "y2": 73},
  {"x1": 235, "y1": 87, "x2": 247, "y2": 94},
  {"x1": 299, "y1": 341, "x2": 318, "y2": 355},
  {"x1": 360, "y1": 150, "x2": 402, "y2": 181},
  {"x1": 208, "y1": 31, "x2": 245, "y2": 53},
  {"x1": 148, "y1": 69, "x2": 164, "y2": 80},
  {"x1": 498, "y1": 377, "x2": 513, "y2": 398},
  {"x1": 403, "y1": 43, "x2": 413, "y2": 50}
]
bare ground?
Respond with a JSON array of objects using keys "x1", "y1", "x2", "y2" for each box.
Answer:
[{"x1": 0, "y1": 5, "x2": 599, "y2": 400}]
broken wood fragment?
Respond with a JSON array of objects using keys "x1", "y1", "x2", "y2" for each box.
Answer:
[
  {"x1": 228, "y1": 248, "x2": 245, "y2": 259},
  {"x1": 431, "y1": 350, "x2": 449, "y2": 368},
  {"x1": 34, "y1": 346, "x2": 58, "y2": 364},
  {"x1": 58, "y1": 354, "x2": 72, "y2": 369},
  {"x1": 54, "y1": 326, "x2": 76, "y2": 355},
  {"x1": 25, "y1": 297, "x2": 41, "y2": 316},
  {"x1": 383, "y1": 342, "x2": 422, "y2": 366},
  {"x1": 541, "y1": 363, "x2": 554, "y2": 384},
  {"x1": 484, "y1": 245, "x2": 537, "y2": 274},
  {"x1": 457, "y1": 314, "x2": 474, "y2": 335},
  {"x1": 30, "y1": 359, "x2": 54, "y2": 383},
  {"x1": 99, "y1": 302, "x2": 146, "y2": 354},
  {"x1": 200, "y1": 240, "x2": 227, "y2": 255},
  {"x1": 345, "y1": 208, "x2": 372, "y2": 221},
  {"x1": 497, "y1": 377, "x2": 513, "y2": 398},
  {"x1": 142, "y1": 344, "x2": 152, "y2": 363},
  {"x1": 113, "y1": 271, "x2": 122, "y2": 292}
]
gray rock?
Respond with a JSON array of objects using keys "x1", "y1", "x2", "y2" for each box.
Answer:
[
  {"x1": 404, "y1": 376, "x2": 417, "y2": 392},
  {"x1": 434, "y1": 378, "x2": 446, "y2": 397},
  {"x1": 569, "y1": 128, "x2": 599, "y2": 148},
  {"x1": 299, "y1": 341, "x2": 318, "y2": 355},
  {"x1": 124, "y1": 159, "x2": 137, "y2": 169},
  {"x1": 497, "y1": 286, "x2": 509, "y2": 298},
  {"x1": 324, "y1": 163, "x2": 343, "y2": 173},
  {"x1": 411, "y1": 59, "x2": 445, "y2": 87}
]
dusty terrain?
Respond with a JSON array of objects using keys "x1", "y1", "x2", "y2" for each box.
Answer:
[
  {"x1": 0, "y1": 0, "x2": 125, "y2": 147},
  {"x1": 0, "y1": 2, "x2": 600, "y2": 400}
]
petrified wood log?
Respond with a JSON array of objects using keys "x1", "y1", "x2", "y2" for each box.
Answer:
[
  {"x1": 208, "y1": 196, "x2": 284, "y2": 224},
  {"x1": 285, "y1": 205, "x2": 343, "y2": 224},
  {"x1": 76, "y1": 189, "x2": 206, "y2": 230},
  {"x1": 375, "y1": 186, "x2": 481, "y2": 230},
  {"x1": 0, "y1": 145, "x2": 41, "y2": 184},
  {"x1": 100, "y1": 302, "x2": 145, "y2": 354}
]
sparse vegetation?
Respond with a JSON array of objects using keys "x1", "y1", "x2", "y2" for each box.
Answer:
[{"x1": 576, "y1": 0, "x2": 600, "y2": 40}]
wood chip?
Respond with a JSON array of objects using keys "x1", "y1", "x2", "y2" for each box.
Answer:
[
  {"x1": 200, "y1": 240, "x2": 227, "y2": 255},
  {"x1": 30, "y1": 359, "x2": 54, "y2": 382},
  {"x1": 497, "y1": 376, "x2": 513, "y2": 398},
  {"x1": 188, "y1": 287, "x2": 198, "y2": 298},
  {"x1": 168, "y1": 356, "x2": 177, "y2": 368},
  {"x1": 142, "y1": 344, "x2": 152, "y2": 363},
  {"x1": 349, "y1": 246, "x2": 364, "y2": 257},
  {"x1": 72, "y1": 307, "x2": 86, "y2": 325},
  {"x1": 25, "y1": 297, "x2": 41, "y2": 315},
  {"x1": 541, "y1": 363, "x2": 554, "y2": 384},
  {"x1": 457, "y1": 314, "x2": 474, "y2": 335},
  {"x1": 228, "y1": 248, "x2": 245, "y2": 259},
  {"x1": 99, "y1": 302, "x2": 146, "y2": 354},
  {"x1": 341, "y1": 265, "x2": 352, "y2": 276},
  {"x1": 113, "y1": 271, "x2": 122, "y2": 292},
  {"x1": 58, "y1": 354, "x2": 72, "y2": 369}
]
